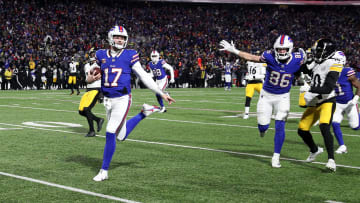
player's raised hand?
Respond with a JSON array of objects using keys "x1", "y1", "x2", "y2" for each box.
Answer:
[{"x1": 219, "y1": 40, "x2": 239, "y2": 55}]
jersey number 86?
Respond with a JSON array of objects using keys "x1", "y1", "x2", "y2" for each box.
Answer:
[{"x1": 269, "y1": 71, "x2": 291, "y2": 87}]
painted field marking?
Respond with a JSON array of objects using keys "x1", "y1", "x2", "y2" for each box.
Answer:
[
  {"x1": 0, "y1": 171, "x2": 140, "y2": 203},
  {"x1": 0, "y1": 104, "x2": 358, "y2": 138},
  {"x1": 0, "y1": 122, "x2": 359, "y2": 170}
]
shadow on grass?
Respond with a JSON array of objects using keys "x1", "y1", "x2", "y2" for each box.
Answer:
[
  {"x1": 67, "y1": 127, "x2": 88, "y2": 134},
  {"x1": 148, "y1": 138, "x2": 258, "y2": 148},
  {"x1": 225, "y1": 149, "x2": 326, "y2": 170},
  {"x1": 65, "y1": 155, "x2": 137, "y2": 172}
]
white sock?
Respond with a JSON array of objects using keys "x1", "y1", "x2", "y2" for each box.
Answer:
[
  {"x1": 273, "y1": 153, "x2": 280, "y2": 159},
  {"x1": 245, "y1": 107, "x2": 250, "y2": 114}
]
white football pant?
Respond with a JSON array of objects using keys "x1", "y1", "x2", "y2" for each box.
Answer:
[
  {"x1": 156, "y1": 77, "x2": 168, "y2": 91},
  {"x1": 333, "y1": 102, "x2": 359, "y2": 128},
  {"x1": 225, "y1": 74, "x2": 231, "y2": 83},
  {"x1": 257, "y1": 89, "x2": 290, "y2": 125},
  {"x1": 103, "y1": 95, "x2": 132, "y2": 140}
]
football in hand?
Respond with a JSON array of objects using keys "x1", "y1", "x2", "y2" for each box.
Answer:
[{"x1": 91, "y1": 67, "x2": 101, "y2": 76}]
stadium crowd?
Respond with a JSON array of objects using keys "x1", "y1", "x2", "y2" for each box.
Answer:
[{"x1": 1, "y1": 0, "x2": 360, "y2": 90}]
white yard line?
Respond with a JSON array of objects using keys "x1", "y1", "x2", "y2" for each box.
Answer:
[
  {"x1": 0, "y1": 122, "x2": 359, "y2": 170},
  {"x1": 0, "y1": 171, "x2": 140, "y2": 203},
  {"x1": 0, "y1": 104, "x2": 359, "y2": 138}
]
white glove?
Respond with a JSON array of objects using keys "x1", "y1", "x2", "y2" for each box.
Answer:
[
  {"x1": 304, "y1": 92, "x2": 319, "y2": 107},
  {"x1": 300, "y1": 83, "x2": 310, "y2": 93},
  {"x1": 219, "y1": 40, "x2": 240, "y2": 55},
  {"x1": 349, "y1": 95, "x2": 359, "y2": 106},
  {"x1": 170, "y1": 79, "x2": 175, "y2": 83}
]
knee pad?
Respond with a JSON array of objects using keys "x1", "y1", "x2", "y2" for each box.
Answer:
[{"x1": 275, "y1": 111, "x2": 289, "y2": 121}]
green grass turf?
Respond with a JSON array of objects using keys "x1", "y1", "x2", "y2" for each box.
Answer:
[{"x1": 0, "y1": 87, "x2": 359, "y2": 202}]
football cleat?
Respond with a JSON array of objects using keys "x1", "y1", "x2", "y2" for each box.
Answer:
[
  {"x1": 271, "y1": 156, "x2": 281, "y2": 168},
  {"x1": 77, "y1": 91, "x2": 81, "y2": 95},
  {"x1": 93, "y1": 169, "x2": 108, "y2": 182},
  {"x1": 85, "y1": 131, "x2": 96, "y2": 137},
  {"x1": 97, "y1": 118, "x2": 105, "y2": 132},
  {"x1": 141, "y1": 103, "x2": 160, "y2": 117},
  {"x1": 243, "y1": 113, "x2": 249, "y2": 119},
  {"x1": 335, "y1": 145, "x2": 347, "y2": 154},
  {"x1": 306, "y1": 147, "x2": 324, "y2": 162},
  {"x1": 325, "y1": 159, "x2": 336, "y2": 172},
  {"x1": 70, "y1": 92, "x2": 74, "y2": 96},
  {"x1": 259, "y1": 131, "x2": 266, "y2": 138},
  {"x1": 159, "y1": 106, "x2": 167, "y2": 113}
]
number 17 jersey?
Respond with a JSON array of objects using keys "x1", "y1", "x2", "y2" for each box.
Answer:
[
  {"x1": 96, "y1": 49, "x2": 139, "y2": 98},
  {"x1": 261, "y1": 50, "x2": 304, "y2": 94}
]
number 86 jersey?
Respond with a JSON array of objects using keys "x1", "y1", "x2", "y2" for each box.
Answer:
[
  {"x1": 261, "y1": 50, "x2": 304, "y2": 94},
  {"x1": 96, "y1": 49, "x2": 139, "y2": 98}
]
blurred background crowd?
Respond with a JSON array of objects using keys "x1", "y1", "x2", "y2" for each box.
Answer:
[{"x1": 1, "y1": 0, "x2": 360, "y2": 90}]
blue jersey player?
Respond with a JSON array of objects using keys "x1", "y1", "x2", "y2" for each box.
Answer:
[
  {"x1": 148, "y1": 50, "x2": 175, "y2": 113},
  {"x1": 224, "y1": 62, "x2": 232, "y2": 91},
  {"x1": 87, "y1": 25, "x2": 175, "y2": 181},
  {"x1": 220, "y1": 35, "x2": 305, "y2": 168},
  {"x1": 332, "y1": 51, "x2": 360, "y2": 154}
]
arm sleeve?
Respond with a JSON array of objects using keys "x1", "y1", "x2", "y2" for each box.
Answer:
[
  {"x1": 348, "y1": 74, "x2": 360, "y2": 96},
  {"x1": 163, "y1": 63, "x2": 174, "y2": 80},
  {"x1": 310, "y1": 71, "x2": 340, "y2": 94},
  {"x1": 132, "y1": 61, "x2": 164, "y2": 95}
]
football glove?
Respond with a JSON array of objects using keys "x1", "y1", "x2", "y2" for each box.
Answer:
[
  {"x1": 304, "y1": 92, "x2": 319, "y2": 107},
  {"x1": 219, "y1": 40, "x2": 240, "y2": 55},
  {"x1": 349, "y1": 95, "x2": 359, "y2": 106},
  {"x1": 299, "y1": 83, "x2": 310, "y2": 93},
  {"x1": 170, "y1": 79, "x2": 175, "y2": 83}
]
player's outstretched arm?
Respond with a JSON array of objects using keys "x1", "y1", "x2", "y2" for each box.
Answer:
[
  {"x1": 163, "y1": 63, "x2": 175, "y2": 83},
  {"x1": 133, "y1": 62, "x2": 176, "y2": 104},
  {"x1": 349, "y1": 74, "x2": 360, "y2": 105},
  {"x1": 161, "y1": 94, "x2": 176, "y2": 104},
  {"x1": 219, "y1": 40, "x2": 261, "y2": 62}
]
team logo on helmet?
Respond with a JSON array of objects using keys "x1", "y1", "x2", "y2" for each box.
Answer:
[{"x1": 273, "y1": 35, "x2": 294, "y2": 61}]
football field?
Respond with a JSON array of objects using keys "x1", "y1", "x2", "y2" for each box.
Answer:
[{"x1": 0, "y1": 87, "x2": 359, "y2": 202}]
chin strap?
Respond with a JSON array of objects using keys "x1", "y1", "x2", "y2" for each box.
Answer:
[{"x1": 110, "y1": 49, "x2": 122, "y2": 57}]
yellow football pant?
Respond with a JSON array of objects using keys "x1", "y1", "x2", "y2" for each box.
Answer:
[
  {"x1": 246, "y1": 83, "x2": 263, "y2": 98},
  {"x1": 298, "y1": 102, "x2": 335, "y2": 131}
]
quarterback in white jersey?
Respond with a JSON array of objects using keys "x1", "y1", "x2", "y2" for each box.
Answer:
[
  {"x1": 220, "y1": 35, "x2": 304, "y2": 168},
  {"x1": 87, "y1": 25, "x2": 175, "y2": 182},
  {"x1": 78, "y1": 54, "x2": 104, "y2": 138},
  {"x1": 243, "y1": 61, "x2": 266, "y2": 119},
  {"x1": 298, "y1": 39, "x2": 342, "y2": 171}
]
